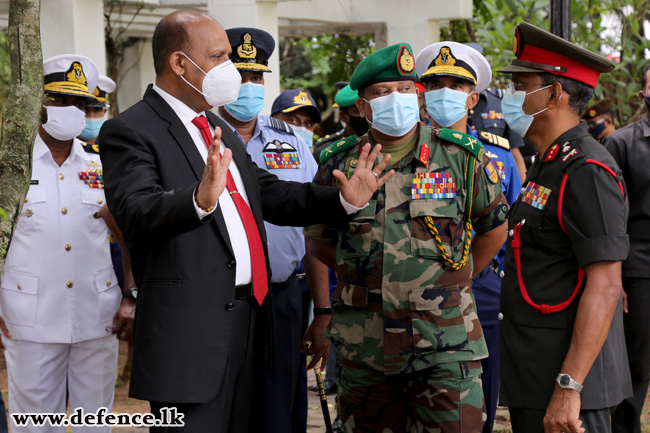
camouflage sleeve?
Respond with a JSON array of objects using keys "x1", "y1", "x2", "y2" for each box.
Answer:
[
  {"x1": 470, "y1": 150, "x2": 509, "y2": 234},
  {"x1": 303, "y1": 158, "x2": 340, "y2": 245}
]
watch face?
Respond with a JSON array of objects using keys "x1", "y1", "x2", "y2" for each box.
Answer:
[{"x1": 560, "y1": 375, "x2": 570, "y2": 387}]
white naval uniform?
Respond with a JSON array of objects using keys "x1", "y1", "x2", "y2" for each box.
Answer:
[{"x1": 1, "y1": 134, "x2": 121, "y2": 432}]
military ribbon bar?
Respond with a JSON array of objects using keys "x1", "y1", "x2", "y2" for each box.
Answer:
[
  {"x1": 264, "y1": 152, "x2": 301, "y2": 169},
  {"x1": 522, "y1": 181, "x2": 551, "y2": 210},
  {"x1": 411, "y1": 172, "x2": 455, "y2": 199},
  {"x1": 78, "y1": 172, "x2": 104, "y2": 189},
  {"x1": 494, "y1": 160, "x2": 506, "y2": 180}
]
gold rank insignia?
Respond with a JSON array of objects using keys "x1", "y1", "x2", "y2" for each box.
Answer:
[
  {"x1": 237, "y1": 33, "x2": 257, "y2": 59},
  {"x1": 24, "y1": 208, "x2": 34, "y2": 218},
  {"x1": 398, "y1": 45, "x2": 415, "y2": 74},
  {"x1": 293, "y1": 90, "x2": 313, "y2": 106},
  {"x1": 65, "y1": 62, "x2": 87, "y2": 87},
  {"x1": 436, "y1": 47, "x2": 456, "y2": 66},
  {"x1": 419, "y1": 143, "x2": 430, "y2": 165}
]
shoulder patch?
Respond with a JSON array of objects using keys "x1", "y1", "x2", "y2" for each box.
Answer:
[
  {"x1": 319, "y1": 135, "x2": 358, "y2": 164},
  {"x1": 81, "y1": 141, "x2": 100, "y2": 154},
  {"x1": 438, "y1": 128, "x2": 482, "y2": 158},
  {"x1": 268, "y1": 117, "x2": 293, "y2": 135},
  {"x1": 479, "y1": 131, "x2": 510, "y2": 150}
]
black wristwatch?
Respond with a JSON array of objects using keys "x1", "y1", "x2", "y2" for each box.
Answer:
[
  {"x1": 313, "y1": 307, "x2": 333, "y2": 316},
  {"x1": 123, "y1": 287, "x2": 138, "y2": 301}
]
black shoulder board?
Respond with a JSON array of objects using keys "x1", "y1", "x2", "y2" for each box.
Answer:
[
  {"x1": 268, "y1": 117, "x2": 294, "y2": 135},
  {"x1": 479, "y1": 131, "x2": 510, "y2": 150},
  {"x1": 81, "y1": 141, "x2": 100, "y2": 154},
  {"x1": 320, "y1": 135, "x2": 358, "y2": 164}
]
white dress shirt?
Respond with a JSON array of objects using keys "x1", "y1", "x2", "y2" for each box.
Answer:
[{"x1": 153, "y1": 84, "x2": 253, "y2": 285}]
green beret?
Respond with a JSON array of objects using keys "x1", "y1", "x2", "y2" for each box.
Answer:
[
  {"x1": 334, "y1": 85, "x2": 358, "y2": 108},
  {"x1": 350, "y1": 43, "x2": 417, "y2": 91}
]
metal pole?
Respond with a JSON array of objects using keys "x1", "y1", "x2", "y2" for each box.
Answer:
[{"x1": 549, "y1": 0, "x2": 571, "y2": 41}]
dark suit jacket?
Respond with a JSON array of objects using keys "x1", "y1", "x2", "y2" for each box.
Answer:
[{"x1": 98, "y1": 85, "x2": 347, "y2": 403}]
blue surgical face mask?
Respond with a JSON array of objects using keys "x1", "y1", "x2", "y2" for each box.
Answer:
[
  {"x1": 587, "y1": 119, "x2": 607, "y2": 139},
  {"x1": 224, "y1": 82, "x2": 265, "y2": 122},
  {"x1": 502, "y1": 83, "x2": 553, "y2": 137},
  {"x1": 78, "y1": 117, "x2": 104, "y2": 141},
  {"x1": 425, "y1": 87, "x2": 470, "y2": 128},
  {"x1": 293, "y1": 126, "x2": 314, "y2": 145},
  {"x1": 365, "y1": 91, "x2": 419, "y2": 137}
]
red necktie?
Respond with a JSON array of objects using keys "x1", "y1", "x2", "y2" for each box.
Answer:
[{"x1": 191, "y1": 116, "x2": 268, "y2": 305}]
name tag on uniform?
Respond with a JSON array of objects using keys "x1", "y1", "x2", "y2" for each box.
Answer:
[
  {"x1": 522, "y1": 181, "x2": 551, "y2": 210},
  {"x1": 411, "y1": 173, "x2": 455, "y2": 199}
]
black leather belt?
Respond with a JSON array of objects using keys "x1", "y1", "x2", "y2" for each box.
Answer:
[{"x1": 235, "y1": 283, "x2": 252, "y2": 299}]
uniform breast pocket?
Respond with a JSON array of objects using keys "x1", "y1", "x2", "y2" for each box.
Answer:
[
  {"x1": 409, "y1": 285, "x2": 469, "y2": 354},
  {"x1": 409, "y1": 199, "x2": 464, "y2": 260},
  {"x1": 18, "y1": 189, "x2": 47, "y2": 233},
  {"x1": 0, "y1": 270, "x2": 39, "y2": 327},
  {"x1": 337, "y1": 201, "x2": 377, "y2": 259},
  {"x1": 81, "y1": 189, "x2": 107, "y2": 234},
  {"x1": 94, "y1": 267, "x2": 121, "y2": 324}
]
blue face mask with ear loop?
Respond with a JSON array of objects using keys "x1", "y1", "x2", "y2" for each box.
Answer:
[
  {"x1": 224, "y1": 82, "x2": 266, "y2": 122},
  {"x1": 424, "y1": 87, "x2": 470, "y2": 128},
  {"x1": 79, "y1": 117, "x2": 104, "y2": 141},
  {"x1": 501, "y1": 83, "x2": 553, "y2": 137},
  {"x1": 364, "y1": 91, "x2": 420, "y2": 137},
  {"x1": 587, "y1": 119, "x2": 607, "y2": 138}
]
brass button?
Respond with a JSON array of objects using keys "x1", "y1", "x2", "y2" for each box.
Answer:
[
  {"x1": 349, "y1": 225, "x2": 358, "y2": 234},
  {"x1": 106, "y1": 280, "x2": 111, "y2": 287},
  {"x1": 24, "y1": 198, "x2": 28, "y2": 204},
  {"x1": 17, "y1": 284, "x2": 21, "y2": 290},
  {"x1": 65, "y1": 243, "x2": 71, "y2": 251},
  {"x1": 61, "y1": 207, "x2": 68, "y2": 215},
  {"x1": 93, "y1": 212, "x2": 100, "y2": 219},
  {"x1": 97, "y1": 198, "x2": 103, "y2": 205},
  {"x1": 58, "y1": 173, "x2": 64, "y2": 180},
  {"x1": 67, "y1": 281, "x2": 74, "y2": 288}
]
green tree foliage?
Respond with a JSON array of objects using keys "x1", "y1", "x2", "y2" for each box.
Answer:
[
  {"x1": 279, "y1": 34, "x2": 375, "y2": 132},
  {"x1": 442, "y1": 0, "x2": 650, "y2": 127}
]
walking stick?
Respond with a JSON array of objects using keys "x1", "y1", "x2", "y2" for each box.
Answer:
[{"x1": 313, "y1": 361, "x2": 334, "y2": 433}]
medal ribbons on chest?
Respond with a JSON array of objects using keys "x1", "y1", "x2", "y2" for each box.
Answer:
[
  {"x1": 411, "y1": 172, "x2": 456, "y2": 199},
  {"x1": 494, "y1": 160, "x2": 506, "y2": 180},
  {"x1": 481, "y1": 111, "x2": 503, "y2": 120},
  {"x1": 263, "y1": 140, "x2": 301, "y2": 169},
  {"x1": 78, "y1": 160, "x2": 103, "y2": 189},
  {"x1": 522, "y1": 181, "x2": 551, "y2": 210}
]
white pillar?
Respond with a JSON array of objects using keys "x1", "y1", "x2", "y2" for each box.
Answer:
[
  {"x1": 116, "y1": 39, "x2": 155, "y2": 114},
  {"x1": 40, "y1": 0, "x2": 106, "y2": 74}
]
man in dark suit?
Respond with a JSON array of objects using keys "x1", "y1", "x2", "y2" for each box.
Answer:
[{"x1": 98, "y1": 9, "x2": 393, "y2": 433}]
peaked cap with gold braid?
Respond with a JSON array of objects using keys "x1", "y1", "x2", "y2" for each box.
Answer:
[
  {"x1": 87, "y1": 75, "x2": 116, "y2": 108},
  {"x1": 43, "y1": 54, "x2": 98, "y2": 100},
  {"x1": 226, "y1": 27, "x2": 275, "y2": 73}
]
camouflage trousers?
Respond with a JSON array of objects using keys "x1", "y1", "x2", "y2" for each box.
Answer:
[{"x1": 337, "y1": 357, "x2": 484, "y2": 433}]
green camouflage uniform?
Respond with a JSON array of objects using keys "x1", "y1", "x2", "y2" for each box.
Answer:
[{"x1": 305, "y1": 123, "x2": 509, "y2": 432}]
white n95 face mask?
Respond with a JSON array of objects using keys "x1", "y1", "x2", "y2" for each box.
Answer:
[
  {"x1": 42, "y1": 105, "x2": 87, "y2": 141},
  {"x1": 180, "y1": 53, "x2": 242, "y2": 108}
]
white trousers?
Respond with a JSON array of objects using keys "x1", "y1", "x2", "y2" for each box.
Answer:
[{"x1": 4, "y1": 335, "x2": 119, "y2": 433}]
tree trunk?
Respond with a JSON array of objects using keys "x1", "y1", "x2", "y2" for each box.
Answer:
[{"x1": 0, "y1": 0, "x2": 42, "y2": 274}]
